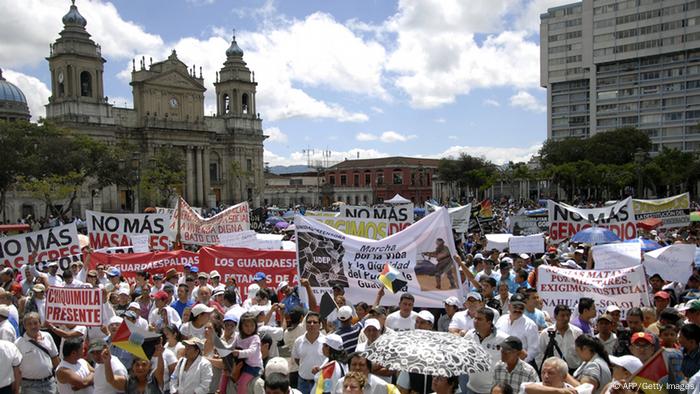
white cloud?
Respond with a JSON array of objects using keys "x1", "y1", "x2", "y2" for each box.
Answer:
[
  {"x1": 3, "y1": 69, "x2": 50, "y2": 121},
  {"x1": 509, "y1": 90, "x2": 546, "y2": 112},
  {"x1": 514, "y1": 0, "x2": 578, "y2": 32},
  {"x1": 371, "y1": 106, "x2": 384, "y2": 114},
  {"x1": 483, "y1": 99, "x2": 501, "y2": 107},
  {"x1": 379, "y1": 131, "x2": 416, "y2": 143},
  {"x1": 264, "y1": 147, "x2": 388, "y2": 167},
  {"x1": 435, "y1": 143, "x2": 542, "y2": 165},
  {"x1": 264, "y1": 127, "x2": 288, "y2": 143},
  {"x1": 356, "y1": 132, "x2": 378, "y2": 141},
  {"x1": 0, "y1": 0, "x2": 163, "y2": 68}
]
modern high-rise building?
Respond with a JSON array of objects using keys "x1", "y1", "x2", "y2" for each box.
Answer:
[{"x1": 541, "y1": 0, "x2": 700, "y2": 152}]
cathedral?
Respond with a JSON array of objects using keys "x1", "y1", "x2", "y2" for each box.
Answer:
[{"x1": 3, "y1": 1, "x2": 266, "y2": 222}]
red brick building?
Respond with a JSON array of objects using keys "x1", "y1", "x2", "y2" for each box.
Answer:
[{"x1": 321, "y1": 157, "x2": 439, "y2": 207}]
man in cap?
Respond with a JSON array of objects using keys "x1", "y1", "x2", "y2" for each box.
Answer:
[
  {"x1": 415, "y1": 310, "x2": 434, "y2": 330},
  {"x1": 126, "y1": 302, "x2": 149, "y2": 331},
  {"x1": 32, "y1": 261, "x2": 64, "y2": 287},
  {"x1": 684, "y1": 299, "x2": 700, "y2": 325},
  {"x1": 629, "y1": 332, "x2": 657, "y2": 363},
  {"x1": 191, "y1": 271, "x2": 212, "y2": 301},
  {"x1": 495, "y1": 294, "x2": 540, "y2": 363},
  {"x1": 438, "y1": 296, "x2": 461, "y2": 332},
  {"x1": 209, "y1": 270, "x2": 225, "y2": 293},
  {"x1": 608, "y1": 355, "x2": 642, "y2": 384},
  {"x1": 16, "y1": 312, "x2": 60, "y2": 393},
  {"x1": 464, "y1": 307, "x2": 508, "y2": 394},
  {"x1": 536, "y1": 304, "x2": 582, "y2": 374},
  {"x1": 311, "y1": 334, "x2": 346, "y2": 393},
  {"x1": 89, "y1": 340, "x2": 127, "y2": 394},
  {"x1": 336, "y1": 305, "x2": 363, "y2": 353},
  {"x1": 170, "y1": 337, "x2": 212, "y2": 393},
  {"x1": 23, "y1": 284, "x2": 47, "y2": 324},
  {"x1": 595, "y1": 313, "x2": 617, "y2": 356},
  {"x1": 449, "y1": 292, "x2": 484, "y2": 335},
  {"x1": 354, "y1": 318, "x2": 382, "y2": 352},
  {"x1": 164, "y1": 268, "x2": 179, "y2": 287},
  {"x1": 148, "y1": 290, "x2": 181, "y2": 329},
  {"x1": 0, "y1": 267, "x2": 13, "y2": 291},
  {"x1": 181, "y1": 304, "x2": 214, "y2": 339},
  {"x1": 493, "y1": 336, "x2": 539, "y2": 391},
  {"x1": 653, "y1": 291, "x2": 671, "y2": 318}
]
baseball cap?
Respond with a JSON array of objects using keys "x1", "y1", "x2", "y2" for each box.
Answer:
[
  {"x1": 124, "y1": 310, "x2": 138, "y2": 320},
  {"x1": 609, "y1": 355, "x2": 643, "y2": 374},
  {"x1": 47, "y1": 261, "x2": 59, "y2": 268},
  {"x1": 276, "y1": 281, "x2": 289, "y2": 293},
  {"x1": 0, "y1": 305, "x2": 9, "y2": 318},
  {"x1": 319, "y1": 334, "x2": 344, "y2": 351},
  {"x1": 190, "y1": 266, "x2": 199, "y2": 273},
  {"x1": 364, "y1": 318, "x2": 381, "y2": 331},
  {"x1": 88, "y1": 340, "x2": 107, "y2": 353},
  {"x1": 212, "y1": 289, "x2": 224, "y2": 297},
  {"x1": 183, "y1": 337, "x2": 204, "y2": 350},
  {"x1": 510, "y1": 294, "x2": 526, "y2": 307},
  {"x1": 191, "y1": 304, "x2": 215, "y2": 317},
  {"x1": 32, "y1": 284, "x2": 45, "y2": 293},
  {"x1": 107, "y1": 267, "x2": 121, "y2": 277},
  {"x1": 417, "y1": 310, "x2": 434, "y2": 324},
  {"x1": 466, "y1": 292, "x2": 482, "y2": 301},
  {"x1": 253, "y1": 272, "x2": 269, "y2": 282},
  {"x1": 575, "y1": 249, "x2": 584, "y2": 254},
  {"x1": 247, "y1": 283, "x2": 260, "y2": 297},
  {"x1": 153, "y1": 274, "x2": 163, "y2": 281},
  {"x1": 198, "y1": 272, "x2": 209, "y2": 280},
  {"x1": 210, "y1": 270, "x2": 221, "y2": 279},
  {"x1": 337, "y1": 306, "x2": 353, "y2": 321},
  {"x1": 631, "y1": 332, "x2": 655, "y2": 345},
  {"x1": 650, "y1": 230, "x2": 658, "y2": 236},
  {"x1": 109, "y1": 316, "x2": 123, "y2": 325},
  {"x1": 117, "y1": 288, "x2": 130, "y2": 296},
  {"x1": 153, "y1": 291, "x2": 169, "y2": 301},
  {"x1": 473, "y1": 253, "x2": 484, "y2": 260},
  {"x1": 444, "y1": 296, "x2": 461, "y2": 308},
  {"x1": 501, "y1": 336, "x2": 523, "y2": 351},
  {"x1": 265, "y1": 357, "x2": 289, "y2": 377},
  {"x1": 519, "y1": 253, "x2": 530, "y2": 260},
  {"x1": 597, "y1": 313, "x2": 613, "y2": 323},
  {"x1": 686, "y1": 299, "x2": 700, "y2": 312},
  {"x1": 184, "y1": 263, "x2": 192, "y2": 269},
  {"x1": 499, "y1": 261, "x2": 511, "y2": 270},
  {"x1": 605, "y1": 305, "x2": 621, "y2": 313},
  {"x1": 223, "y1": 309, "x2": 241, "y2": 323},
  {"x1": 128, "y1": 302, "x2": 141, "y2": 311},
  {"x1": 87, "y1": 270, "x2": 98, "y2": 277},
  {"x1": 654, "y1": 291, "x2": 670, "y2": 300}
]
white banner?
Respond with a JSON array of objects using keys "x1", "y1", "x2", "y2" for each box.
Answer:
[
  {"x1": 218, "y1": 231, "x2": 258, "y2": 247},
  {"x1": 86, "y1": 210, "x2": 173, "y2": 251},
  {"x1": 537, "y1": 265, "x2": 649, "y2": 318},
  {"x1": 342, "y1": 204, "x2": 414, "y2": 232},
  {"x1": 295, "y1": 208, "x2": 462, "y2": 307},
  {"x1": 170, "y1": 199, "x2": 250, "y2": 245},
  {"x1": 427, "y1": 203, "x2": 471, "y2": 233},
  {"x1": 508, "y1": 234, "x2": 545, "y2": 254},
  {"x1": 129, "y1": 234, "x2": 151, "y2": 253},
  {"x1": 591, "y1": 243, "x2": 641, "y2": 270},
  {"x1": 45, "y1": 286, "x2": 103, "y2": 326},
  {"x1": 643, "y1": 244, "x2": 696, "y2": 284},
  {"x1": 0, "y1": 223, "x2": 81, "y2": 270},
  {"x1": 548, "y1": 198, "x2": 637, "y2": 243},
  {"x1": 633, "y1": 193, "x2": 691, "y2": 230},
  {"x1": 485, "y1": 234, "x2": 513, "y2": 251}
]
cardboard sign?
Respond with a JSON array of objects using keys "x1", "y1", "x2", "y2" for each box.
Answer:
[
  {"x1": 426, "y1": 203, "x2": 471, "y2": 233},
  {"x1": 591, "y1": 243, "x2": 641, "y2": 270},
  {"x1": 86, "y1": 211, "x2": 173, "y2": 251},
  {"x1": 218, "y1": 231, "x2": 258, "y2": 247},
  {"x1": 170, "y1": 199, "x2": 250, "y2": 245},
  {"x1": 295, "y1": 209, "x2": 461, "y2": 307},
  {"x1": 0, "y1": 223, "x2": 81, "y2": 270},
  {"x1": 633, "y1": 193, "x2": 691, "y2": 230},
  {"x1": 643, "y1": 244, "x2": 696, "y2": 284},
  {"x1": 508, "y1": 234, "x2": 545, "y2": 254},
  {"x1": 485, "y1": 234, "x2": 513, "y2": 251},
  {"x1": 537, "y1": 265, "x2": 649, "y2": 318},
  {"x1": 548, "y1": 198, "x2": 637, "y2": 243},
  {"x1": 198, "y1": 246, "x2": 298, "y2": 299},
  {"x1": 45, "y1": 286, "x2": 103, "y2": 326}
]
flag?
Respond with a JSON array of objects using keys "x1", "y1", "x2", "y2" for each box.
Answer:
[
  {"x1": 630, "y1": 350, "x2": 668, "y2": 394},
  {"x1": 315, "y1": 361, "x2": 338, "y2": 394},
  {"x1": 111, "y1": 320, "x2": 161, "y2": 360},
  {"x1": 378, "y1": 263, "x2": 407, "y2": 293},
  {"x1": 319, "y1": 292, "x2": 338, "y2": 322},
  {"x1": 479, "y1": 199, "x2": 493, "y2": 219}
]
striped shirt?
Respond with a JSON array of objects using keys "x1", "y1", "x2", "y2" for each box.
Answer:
[{"x1": 336, "y1": 322, "x2": 363, "y2": 353}]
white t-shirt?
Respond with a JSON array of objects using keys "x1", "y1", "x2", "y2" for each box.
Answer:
[
  {"x1": 151, "y1": 348, "x2": 177, "y2": 388},
  {"x1": 165, "y1": 341, "x2": 185, "y2": 358},
  {"x1": 94, "y1": 355, "x2": 127, "y2": 394},
  {"x1": 0, "y1": 340, "x2": 21, "y2": 388},
  {"x1": 59, "y1": 326, "x2": 87, "y2": 359},
  {"x1": 180, "y1": 321, "x2": 207, "y2": 339},
  {"x1": 57, "y1": 358, "x2": 93, "y2": 394},
  {"x1": 385, "y1": 310, "x2": 418, "y2": 331}
]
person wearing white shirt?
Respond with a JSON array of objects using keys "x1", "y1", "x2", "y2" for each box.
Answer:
[
  {"x1": 88, "y1": 341, "x2": 126, "y2": 394},
  {"x1": 151, "y1": 347, "x2": 177, "y2": 391},
  {"x1": 332, "y1": 353, "x2": 388, "y2": 394},
  {"x1": 495, "y1": 295, "x2": 540, "y2": 363},
  {"x1": 31, "y1": 261, "x2": 64, "y2": 287},
  {"x1": 0, "y1": 339, "x2": 21, "y2": 394},
  {"x1": 126, "y1": 303, "x2": 149, "y2": 332},
  {"x1": 464, "y1": 308, "x2": 509, "y2": 394},
  {"x1": 536, "y1": 305, "x2": 583, "y2": 373},
  {"x1": 292, "y1": 312, "x2": 326, "y2": 394},
  {"x1": 148, "y1": 291, "x2": 181, "y2": 329},
  {"x1": 170, "y1": 338, "x2": 213, "y2": 394},
  {"x1": 384, "y1": 293, "x2": 418, "y2": 332},
  {"x1": 0, "y1": 306, "x2": 16, "y2": 342},
  {"x1": 56, "y1": 339, "x2": 94, "y2": 394},
  {"x1": 15, "y1": 312, "x2": 60, "y2": 393},
  {"x1": 180, "y1": 304, "x2": 214, "y2": 339}
]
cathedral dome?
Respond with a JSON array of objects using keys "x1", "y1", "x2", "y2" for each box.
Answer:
[
  {"x1": 226, "y1": 36, "x2": 244, "y2": 57},
  {"x1": 0, "y1": 69, "x2": 27, "y2": 104},
  {"x1": 62, "y1": 0, "x2": 87, "y2": 28}
]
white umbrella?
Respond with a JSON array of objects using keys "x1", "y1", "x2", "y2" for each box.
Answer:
[{"x1": 385, "y1": 194, "x2": 411, "y2": 205}]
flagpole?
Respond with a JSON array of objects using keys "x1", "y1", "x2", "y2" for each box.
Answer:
[{"x1": 174, "y1": 196, "x2": 182, "y2": 250}]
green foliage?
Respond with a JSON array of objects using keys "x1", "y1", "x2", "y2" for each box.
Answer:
[
  {"x1": 540, "y1": 127, "x2": 651, "y2": 166},
  {"x1": 140, "y1": 147, "x2": 186, "y2": 206},
  {"x1": 437, "y1": 153, "x2": 496, "y2": 197}
]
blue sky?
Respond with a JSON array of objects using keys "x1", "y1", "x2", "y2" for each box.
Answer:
[{"x1": 1, "y1": 0, "x2": 573, "y2": 166}]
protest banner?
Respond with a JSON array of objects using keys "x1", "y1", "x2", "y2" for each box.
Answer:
[
  {"x1": 485, "y1": 234, "x2": 513, "y2": 251},
  {"x1": 591, "y1": 243, "x2": 641, "y2": 270},
  {"x1": 45, "y1": 286, "x2": 103, "y2": 326},
  {"x1": 0, "y1": 223, "x2": 81, "y2": 270},
  {"x1": 86, "y1": 210, "x2": 173, "y2": 251},
  {"x1": 170, "y1": 198, "x2": 250, "y2": 245},
  {"x1": 537, "y1": 265, "x2": 649, "y2": 318},
  {"x1": 94, "y1": 246, "x2": 137, "y2": 254},
  {"x1": 130, "y1": 235, "x2": 150, "y2": 253},
  {"x1": 295, "y1": 209, "x2": 461, "y2": 307},
  {"x1": 342, "y1": 204, "x2": 414, "y2": 234},
  {"x1": 218, "y1": 231, "x2": 258, "y2": 247},
  {"x1": 249, "y1": 207, "x2": 266, "y2": 231},
  {"x1": 632, "y1": 193, "x2": 691, "y2": 230},
  {"x1": 90, "y1": 250, "x2": 198, "y2": 281},
  {"x1": 303, "y1": 210, "x2": 340, "y2": 218},
  {"x1": 426, "y1": 203, "x2": 471, "y2": 233},
  {"x1": 198, "y1": 246, "x2": 298, "y2": 299},
  {"x1": 508, "y1": 234, "x2": 545, "y2": 254},
  {"x1": 548, "y1": 198, "x2": 637, "y2": 243},
  {"x1": 510, "y1": 214, "x2": 549, "y2": 236},
  {"x1": 643, "y1": 244, "x2": 696, "y2": 284},
  {"x1": 314, "y1": 217, "x2": 390, "y2": 240}
]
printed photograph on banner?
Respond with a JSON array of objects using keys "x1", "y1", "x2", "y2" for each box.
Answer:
[
  {"x1": 416, "y1": 238, "x2": 459, "y2": 291},
  {"x1": 297, "y1": 231, "x2": 349, "y2": 288}
]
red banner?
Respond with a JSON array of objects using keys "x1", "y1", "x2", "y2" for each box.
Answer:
[
  {"x1": 198, "y1": 246, "x2": 298, "y2": 299},
  {"x1": 90, "y1": 250, "x2": 198, "y2": 281}
]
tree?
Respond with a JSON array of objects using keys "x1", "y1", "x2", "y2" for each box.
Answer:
[
  {"x1": 437, "y1": 153, "x2": 496, "y2": 199},
  {"x1": 140, "y1": 147, "x2": 186, "y2": 207},
  {"x1": 0, "y1": 120, "x2": 39, "y2": 220},
  {"x1": 540, "y1": 127, "x2": 651, "y2": 166}
]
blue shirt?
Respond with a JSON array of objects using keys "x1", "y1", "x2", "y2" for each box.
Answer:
[
  {"x1": 524, "y1": 309, "x2": 547, "y2": 330},
  {"x1": 171, "y1": 299, "x2": 194, "y2": 318},
  {"x1": 280, "y1": 292, "x2": 304, "y2": 314},
  {"x1": 571, "y1": 316, "x2": 592, "y2": 335}
]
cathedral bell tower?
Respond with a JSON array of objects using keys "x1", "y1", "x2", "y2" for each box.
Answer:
[
  {"x1": 214, "y1": 33, "x2": 258, "y2": 118},
  {"x1": 46, "y1": 0, "x2": 107, "y2": 117}
]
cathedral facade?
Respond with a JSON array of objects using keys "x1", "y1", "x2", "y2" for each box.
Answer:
[{"x1": 3, "y1": 1, "x2": 266, "y2": 222}]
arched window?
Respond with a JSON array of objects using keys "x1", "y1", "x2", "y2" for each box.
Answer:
[
  {"x1": 80, "y1": 71, "x2": 92, "y2": 97},
  {"x1": 223, "y1": 94, "x2": 230, "y2": 114},
  {"x1": 58, "y1": 82, "x2": 65, "y2": 97},
  {"x1": 242, "y1": 93, "x2": 249, "y2": 114}
]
